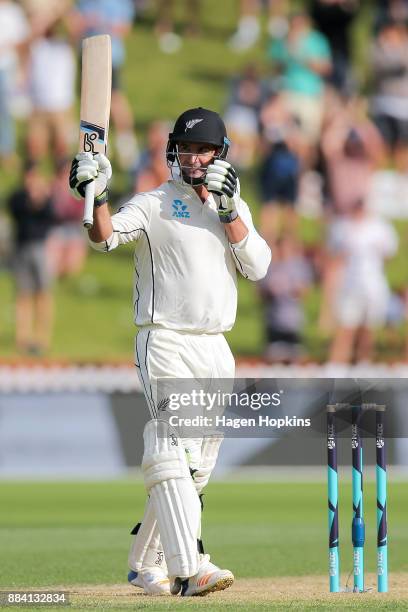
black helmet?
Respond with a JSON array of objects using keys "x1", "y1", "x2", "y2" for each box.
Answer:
[{"x1": 166, "y1": 107, "x2": 230, "y2": 185}]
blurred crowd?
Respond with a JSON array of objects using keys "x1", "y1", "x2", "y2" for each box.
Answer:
[
  {"x1": 1, "y1": 0, "x2": 408, "y2": 364},
  {"x1": 0, "y1": 0, "x2": 138, "y2": 355}
]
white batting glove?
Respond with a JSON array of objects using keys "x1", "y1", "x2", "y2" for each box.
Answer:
[
  {"x1": 69, "y1": 152, "x2": 112, "y2": 205},
  {"x1": 206, "y1": 159, "x2": 240, "y2": 223}
]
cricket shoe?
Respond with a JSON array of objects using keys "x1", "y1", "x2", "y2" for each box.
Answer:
[
  {"x1": 128, "y1": 568, "x2": 170, "y2": 596},
  {"x1": 171, "y1": 554, "x2": 234, "y2": 597}
]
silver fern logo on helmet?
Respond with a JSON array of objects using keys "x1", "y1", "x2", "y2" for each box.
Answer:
[{"x1": 185, "y1": 118, "x2": 203, "y2": 131}]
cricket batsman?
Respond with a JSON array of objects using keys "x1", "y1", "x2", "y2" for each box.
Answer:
[{"x1": 70, "y1": 108, "x2": 271, "y2": 596}]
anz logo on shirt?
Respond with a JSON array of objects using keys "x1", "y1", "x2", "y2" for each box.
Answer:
[{"x1": 172, "y1": 199, "x2": 190, "y2": 219}]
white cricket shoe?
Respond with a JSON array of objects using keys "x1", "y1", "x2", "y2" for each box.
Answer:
[
  {"x1": 128, "y1": 568, "x2": 170, "y2": 596},
  {"x1": 171, "y1": 554, "x2": 234, "y2": 597}
]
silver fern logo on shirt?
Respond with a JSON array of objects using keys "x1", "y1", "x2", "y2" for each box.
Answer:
[{"x1": 185, "y1": 119, "x2": 203, "y2": 131}]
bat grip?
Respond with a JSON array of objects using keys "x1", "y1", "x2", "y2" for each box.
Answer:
[{"x1": 83, "y1": 181, "x2": 95, "y2": 229}]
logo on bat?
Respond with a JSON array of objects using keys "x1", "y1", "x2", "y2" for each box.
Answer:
[
  {"x1": 80, "y1": 120, "x2": 105, "y2": 153},
  {"x1": 84, "y1": 132, "x2": 97, "y2": 153}
]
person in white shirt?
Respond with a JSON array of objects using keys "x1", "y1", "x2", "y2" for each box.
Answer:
[
  {"x1": 69, "y1": 107, "x2": 271, "y2": 597},
  {"x1": 327, "y1": 200, "x2": 398, "y2": 364},
  {"x1": 27, "y1": 19, "x2": 76, "y2": 163}
]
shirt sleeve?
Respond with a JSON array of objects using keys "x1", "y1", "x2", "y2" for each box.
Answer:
[
  {"x1": 88, "y1": 193, "x2": 151, "y2": 252},
  {"x1": 230, "y1": 199, "x2": 271, "y2": 281}
]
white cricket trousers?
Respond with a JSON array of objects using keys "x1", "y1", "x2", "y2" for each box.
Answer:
[
  {"x1": 135, "y1": 327, "x2": 236, "y2": 418},
  {"x1": 135, "y1": 327, "x2": 235, "y2": 468}
]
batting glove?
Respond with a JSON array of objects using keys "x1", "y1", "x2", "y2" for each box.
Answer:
[
  {"x1": 206, "y1": 159, "x2": 240, "y2": 223},
  {"x1": 69, "y1": 152, "x2": 112, "y2": 206}
]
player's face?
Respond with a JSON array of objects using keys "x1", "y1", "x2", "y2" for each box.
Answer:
[{"x1": 177, "y1": 142, "x2": 217, "y2": 179}]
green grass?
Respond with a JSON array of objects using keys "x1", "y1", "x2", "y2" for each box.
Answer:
[
  {"x1": 0, "y1": 480, "x2": 407, "y2": 583},
  {"x1": 0, "y1": 480, "x2": 407, "y2": 609}
]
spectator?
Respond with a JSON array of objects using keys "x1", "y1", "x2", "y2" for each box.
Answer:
[
  {"x1": 0, "y1": 210, "x2": 12, "y2": 267},
  {"x1": 258, "y1": 91, "x2": 302, "y2": 243},
  {"x1": 370, "y1": 19, "x2": 408, "y2": 170},
  {"x1": 0, "y1": 0, "x2": 30, "y2": 167},
  {"x1": 8, "y1": 162, "x2": 55, "y2": 355},
  {"x1": 22, "y1": 0, "x2": 71, "y2": 33},
  {"x1": 310, "y1": 0, "x2": 359, "y2": 93},
  {"x1": 68, "y1": 0, "x2": 138, "y2": 170},
  {"x1": 373, "y1": 0, "x2": 408, "y2": 33},
  {"x1": 319, "y1": 96, "x2": 385, "y2": 332},
  {"x1": 224, "y1": 63, "x2": 267, "y2": 169},
  {"x1": 132, "y1": 121, "x2": 170, "y2": 192},
  {"x1": 259, "y1": 236, "x2": 312, "y2": 363},
  {"x1": 47, "y1": 158, "x2": 87, "y2": 278},
  {"x1": 229, "y1": 0, "x2": 289, "y2": 52},
  {"x1": 321, "y1": 94, "x2": 385, "y2": 215},
  {"x1": 327, "y1": 200, "x2": 398, "y2": 364},
  {"x1": 154, "y1": 0, "x2": 201, "y2": 53},
  {"x1": 26, "y1": 16, "x2": 76, "y2": 164},
  {"x1": 268, "y1": 11, "x2": 332, "y2": 152}
]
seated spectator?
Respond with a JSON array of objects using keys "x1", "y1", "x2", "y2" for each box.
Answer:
[
  {"x1": 327, "y1": 200, "x2": 398, "y2": 364},
  {"x1": 268, "y1": 11, "x2": 332, "y2": 151},
  {"x1": 370, "y1": 18, "x2": 408, "y2": 170},
  {"x1": 258, "y1": 236, "x2": 312, "y2": 364},
  {"x1": 8, "y1": 162, "x2": 55, "y2": 355},
  {"x1": 47, "y1": 158, "x2": 87, "y2": 278}
]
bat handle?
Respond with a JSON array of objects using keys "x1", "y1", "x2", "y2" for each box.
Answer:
[{"x1": 83, "y1": 181, "x2": 95, "y2": 229}]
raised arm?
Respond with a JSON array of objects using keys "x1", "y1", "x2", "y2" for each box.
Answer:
[
  {"x1": 69, "y1": 153, "x2": 150, "y2": 252},
  {"x1": 88, "y1": 203, "x2": 113, "y2": 243},
  {"x1": 205, "y1": 159, "x2": 271, "y2": 281}
]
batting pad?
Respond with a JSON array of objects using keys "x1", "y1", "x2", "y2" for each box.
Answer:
[
  {"x1": 128, "y1": 497, "x2": 166, "y2": 572},
  {"x1": 142, "y1": 419, "x2": 201, "y2": 579}
]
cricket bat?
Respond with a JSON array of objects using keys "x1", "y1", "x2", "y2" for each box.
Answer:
[{"x1": 79, "y1": 35, "x2": 112, "y2": 229}]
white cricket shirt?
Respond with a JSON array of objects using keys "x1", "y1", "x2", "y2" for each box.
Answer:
[{"x1": 90, "y1": 179, "x2": 271, "y2": 333}]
